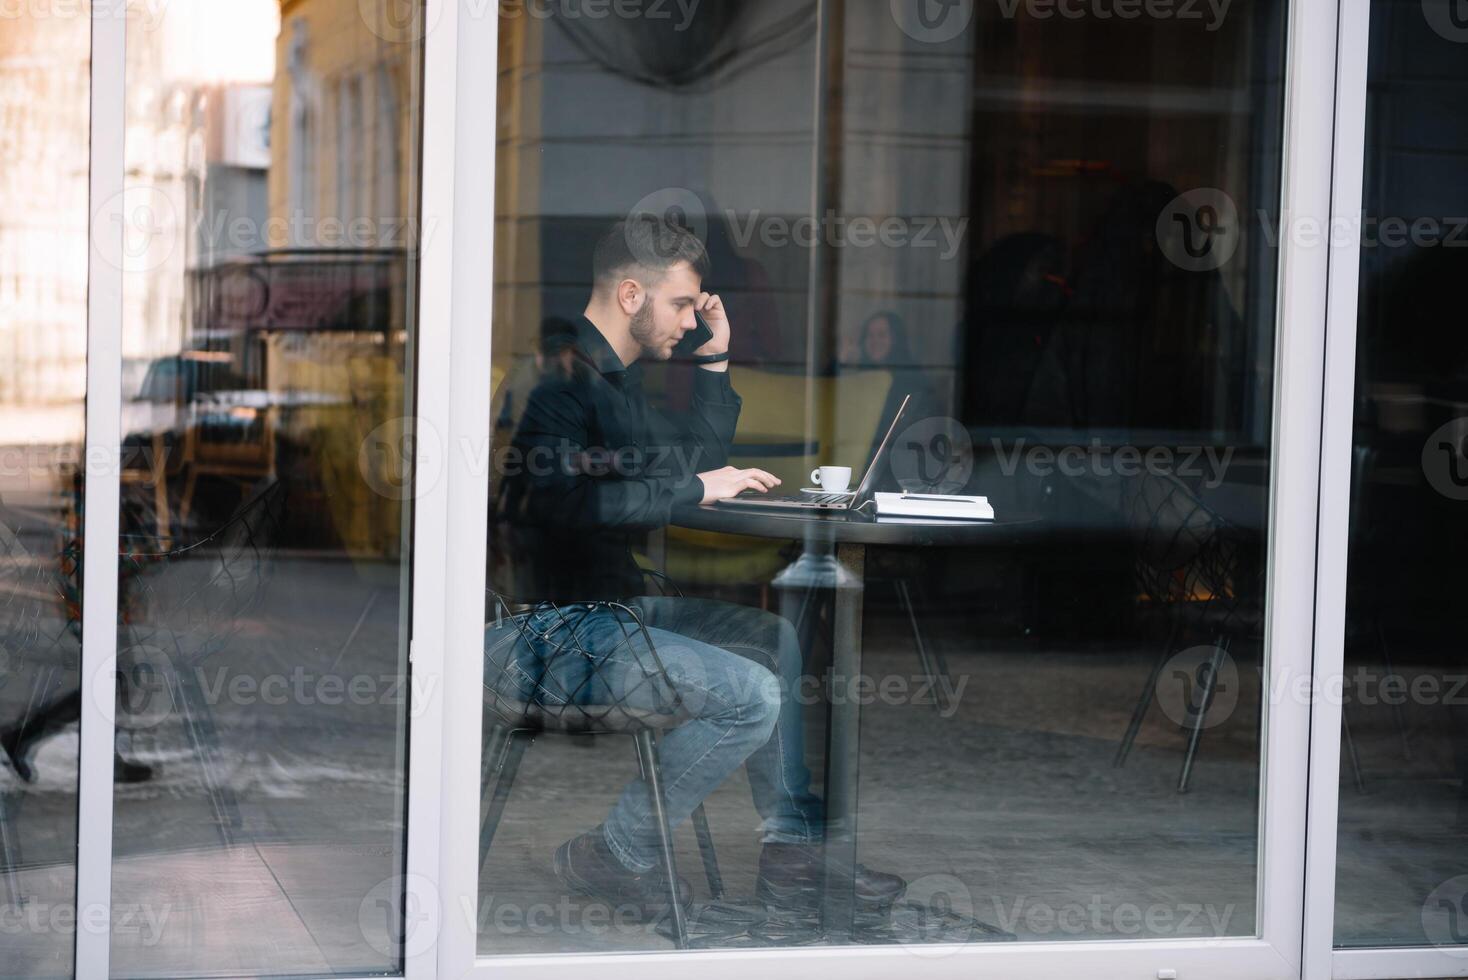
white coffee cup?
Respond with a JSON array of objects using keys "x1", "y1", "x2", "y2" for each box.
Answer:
[{"x1": 811, "y1": 465, "x2": 853, "y2": 493}]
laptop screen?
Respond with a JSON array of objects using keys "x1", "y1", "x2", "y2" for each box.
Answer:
[{"x1": 850, "y1": 394, "x2": 912, "y2": 504}]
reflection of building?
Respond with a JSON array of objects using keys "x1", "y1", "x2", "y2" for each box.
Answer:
[
  {"x1": 121, "y1": 0, "x2": 279, "y2": 391},
  {"x1": 0, "y1": 15, "x2": 89, "y2": 408},
  {"x1": 269, "y1": 0, "x2": 416, "y2": 251},
  {"x1": 235, "y1": 0, "x2": 420, "y2": 556}
]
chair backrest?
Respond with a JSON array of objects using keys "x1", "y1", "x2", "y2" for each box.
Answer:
[
  {"x1": 1118, "y1": 471, "x2": 1241, "y2": 618},
  {"x1": 0, "y1": 514, "x2": 77, "y2": 667},
  {"x1": 482, "y1": 594, "x2": 689, "y2": 735},
  {"x1": 120, "y1": 479, "x2": 286, "y2": 666}
]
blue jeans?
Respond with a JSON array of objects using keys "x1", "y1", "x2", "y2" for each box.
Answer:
[{"x1": 484, "y1": 597, "x2": 825, "y2": 872}]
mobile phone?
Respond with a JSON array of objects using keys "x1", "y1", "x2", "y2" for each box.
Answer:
[{"x1": 672, "y1": 310, "x2": 716, "y2": 358}]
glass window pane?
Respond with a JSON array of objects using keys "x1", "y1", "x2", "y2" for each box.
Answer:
[
  {"x1": 110, "y1": 1, "x2": 423, "y2": 976},
  {"x1": 1334, "y1": 0, "x2": 1468, "y2": 951},
  {"x1": 0, "y1": 7, "x2": 89, "y2": 979},
  {"x1": 481, "y1": 0, "x2": 1285, "y2": 955}
]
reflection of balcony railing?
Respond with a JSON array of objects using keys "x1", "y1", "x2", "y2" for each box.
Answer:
[{"x1": 188, "y1": 248, "x2": 408, "y2": 336}]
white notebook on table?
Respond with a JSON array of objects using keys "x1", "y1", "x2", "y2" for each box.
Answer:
[{"x1": 873, "y1": 492, "x2": 993, "y2": 521}]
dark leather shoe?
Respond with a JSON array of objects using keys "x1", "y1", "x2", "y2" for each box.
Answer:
[
  {"x1": 2, "y1": 730, "x2": 156, "y2": 785},
  {"x1": 756, "y1": 842, "x2": 906, "y2": 914},
  {"x1": 114, "y1": 755, "x2": 154, "y2": 784},
  {"x1": 0, "y1": 728, "x2": 36, "y2": 783},
  {"x1": 553, "y1": 828, "x2": 691, "y2": 922}
]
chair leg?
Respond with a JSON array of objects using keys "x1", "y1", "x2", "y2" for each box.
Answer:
[
  {"x1": 479, "y1": 729, "x2": 529, "y2": 872},
  {"x1": 170, "y1": 663, "x2": 241, "y2": 844},
  {"x1": 1376, "y1": 622, "x2": 1411, "y2": 760},
  {"x1": 909, "y1": 578, "x2": 954, "y2": 689},
  {"x1": 0, "y1": 666, "x2": 39, "y2": 908},
  {"x1": 894, "y1": 578, "x2": 948, "y2": 714},
  {"x1": 634, "y1": 729, "x2": 688, "y2": 949},
  {"x1": 1114, "y1": 619, "x2": 1183, "y2": 768},
  {"x1": 480, "y1": 724, "x2": 507, "y2": 792},
  {"x1": 1178, "y1": 637, "x2": 1230, "y2": 794},
  {"x1": 0, "y1": 788, "x2": 20, "y2": 907},
  {"x1": 178, "y1": 467, "x2": 199, "y2": 528},
  {"x1": 792, "y1": 586, "x2": 818, "y2": 634},
  {"x1": 151, "y1": 437, "x2": 172, "y2": 551},
  {"x1": 690, "y1": 803, "x2": 724, "y2": 900},
  {"x1": 1341, "y1": 705, "x2": 1366, "y2": 794}
]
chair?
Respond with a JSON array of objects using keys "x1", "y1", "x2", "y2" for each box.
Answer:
[
  {"x1": 1337, "y1": 442, "x2": 1409, "y2": 791},
  {"x1": 0, "y1": 481, "x2": 285, "y2": 902},
  {"x1": 478, "y1": 592, "x2": 725, "y2": 950},
  {"x1": 112, "y1": 479, "x2": 286, "y2": 841},
  {"x1": 0, "y1": 513, "x2": 80, "y2": 906},
  {"x1": 1110, "y1": 471, "x2": 1261, "y2": 792},
  {"x1": 177, "y1": 403, "x2": 278, "y2": 527},
  {"x1": 119, "y1": 431, "x2": 175, "y2": 551}
]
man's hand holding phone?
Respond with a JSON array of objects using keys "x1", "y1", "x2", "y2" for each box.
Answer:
[
  {"x1": 692, "y1": 293, "x2": 730, "y2": 371},
  {"x1": 696, "y1": 466, "x2": 781, "y2": 505}
]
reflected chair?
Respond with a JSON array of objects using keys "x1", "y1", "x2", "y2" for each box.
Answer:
[
  {"x1": 0, "y1": 514, "x2": 80, "y2": 907},
  {"x1": 1110, "y1": 471, "x2": 1260, "y2": 792},
  {"x1": 177, "y1": 403, "x2": 278, "y2": 527},
  {"x1": 119, "y1": 431, "x2": 175, "y2": 551},
  {"x1": 1338, "y1": 442, "x2": 1407, "y2": 791},
  {"x1": 112, "y1": 479, "x2": 286, "y2": 841},
  {"x1": 0, "y1": 480, "x2": 284, "y2": 904},
  {"x1": 478, "y1": 592, "x2": 725, "y2": 950}
]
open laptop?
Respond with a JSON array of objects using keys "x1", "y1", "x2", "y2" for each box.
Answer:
[{"x1": 716, "y1": 394, "x2": 912, "y2": 513}]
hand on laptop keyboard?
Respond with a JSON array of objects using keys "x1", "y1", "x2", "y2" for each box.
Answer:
[{"x1": 697, "y1": 465, "x2": 782, "y2": 505}]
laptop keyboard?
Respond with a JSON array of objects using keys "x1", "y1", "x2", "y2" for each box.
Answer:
[{"x1": 735, "y1": 490, "x2": 849, "y2": 505}]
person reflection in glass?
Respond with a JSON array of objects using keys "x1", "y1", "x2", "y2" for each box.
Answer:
[
  {"x1": 849, "y1": 310, "x2": 942, "y2": 456},
  {"x1": 491, "y1": 217, "x2": 905, "y2": 923}
]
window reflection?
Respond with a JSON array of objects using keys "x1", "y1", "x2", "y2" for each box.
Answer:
[
  {"x1": 107, "y1": 1, "x2": 423, "y2": 977},
  {"x1": 482, "y1": 0, "x2": 1284, "y2": 954},
  {"x1": 0, "y1": 9, "x2": 89, "y2": 978},
  {"x1": 1334, "y1": 0, "x2": 1468, "y2": 950}
]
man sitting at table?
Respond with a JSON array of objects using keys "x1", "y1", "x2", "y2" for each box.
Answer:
[{"x1": 493, "y1": 216, "x2": 906, "y2": 921}]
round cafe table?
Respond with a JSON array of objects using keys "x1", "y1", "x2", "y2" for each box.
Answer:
[{"x1": 668, "y1": 503, "x2": 1042, "y2": 939}]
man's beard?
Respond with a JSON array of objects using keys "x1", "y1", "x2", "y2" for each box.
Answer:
[{"x1": 629, "y1": 302, "x2": 670, "y2": 361}]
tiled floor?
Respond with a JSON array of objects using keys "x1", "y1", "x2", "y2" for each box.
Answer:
[{"x1": 1, "y1": 562, "x2": 1464, "y2": 975}]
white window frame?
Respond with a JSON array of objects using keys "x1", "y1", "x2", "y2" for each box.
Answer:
[
  {"x1": 428, "y1": 0, "x2": 1344, "y2": 978},
  {"x1": 82, "y1": 0, "x2": 1453, "y2": 977},
  {"x1": 73, "y1": 2, "x2": 452, "y2": 978},
  {"x1": 75, "y1": 7, "x2": 126, "y2": 976},
  {"x1": 1302, "y1": 0, "x2": 1468, "y2": 977}
]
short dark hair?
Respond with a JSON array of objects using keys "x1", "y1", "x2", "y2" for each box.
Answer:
[{"x1": 592, "y1": 218, "x2": 710, "y2": 292}]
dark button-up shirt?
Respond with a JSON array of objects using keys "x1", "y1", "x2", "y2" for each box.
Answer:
[{"x1": 493, "y1": 316, "x2": 741, "y2": 602}]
